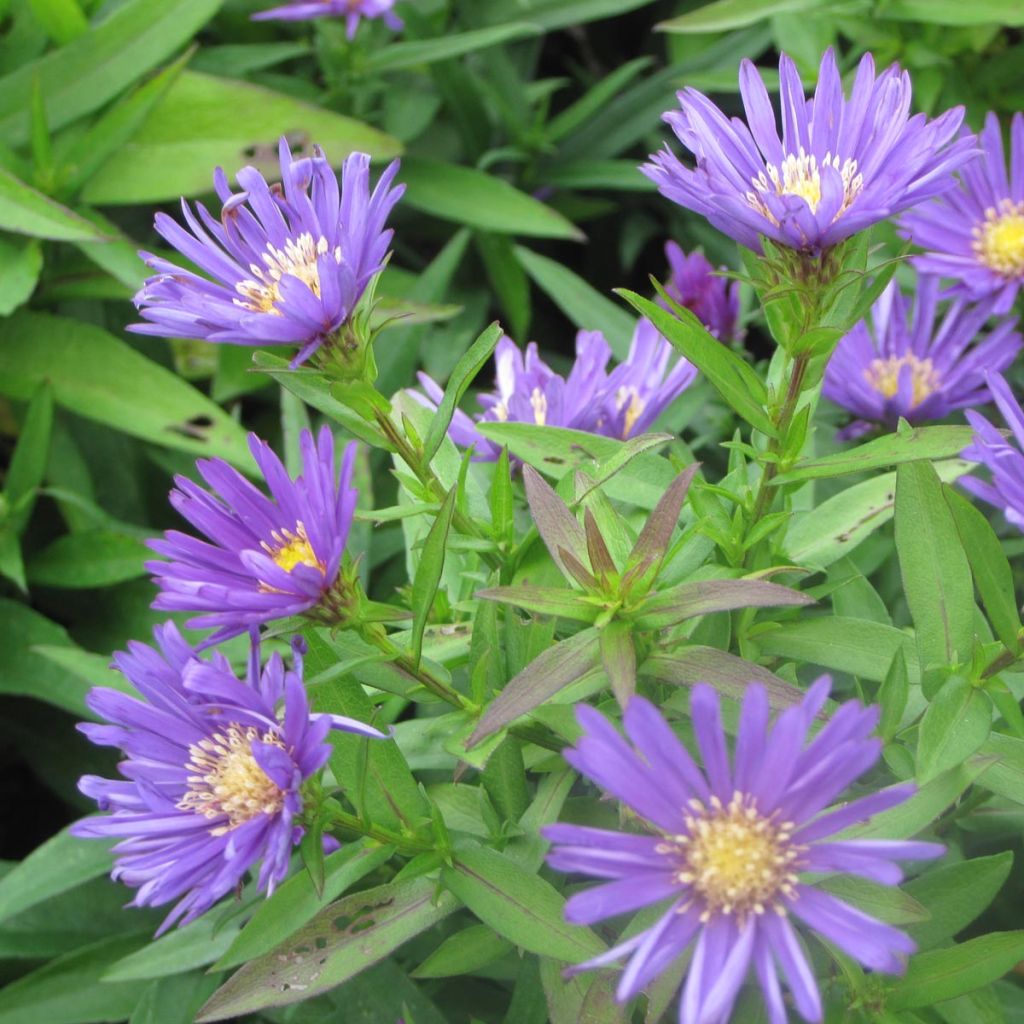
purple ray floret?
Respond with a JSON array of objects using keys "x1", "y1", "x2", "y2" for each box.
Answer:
[
  {"x1": 254, "y1": 0, "x2": 402, "y2": 35},
  {"x1": 901, "y1": 112, "x2": 1024, "y2": 314},
  {"x1": 962, "y1": 372, "x2": 1024, "y2": 532},
  {"x1": 664, "y1": 241, "x2": 741, "y2": 342},
  {"x1": 823, "y1": 278, "x2": 1021, "y2": 438},
  {"x1": 543, "y1": 680, "x2": 943, "y2": 1023},
  {"x1": 411, "y1": 331, "x2": 614, "y2": 461},
  {"x1": 643, "y1": 48, "x2": 974, "y2": 253},
  {"x1": 73, "y1": 625, "x2": 386, "y2": 934},
  {"x1": 594, "y1": 318, "x2": 697, "y2": 440},
  {"x1": 131, "y1": 137, "x2": 404, "y2": 366},
  {"x1": 148, "y1": 425, "x2": 357, "y2": 645}
]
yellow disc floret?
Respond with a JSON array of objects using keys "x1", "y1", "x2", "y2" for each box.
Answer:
[
  {"x1": 974, "y1": 200, "x2": 1024, "y2": 279},
  {"x1": 747, "y1": 149, "x2": 863, "y2": 224},
  {"x1": 261, "y1": 521, "x2": 325, "y2": 575},
  {"x1": 235, "y1": 233, "x2": 342, "y2": 315},
  {"x1": 864, "y1": 354, "x2": 940, "y2": 409},
  {"x1": 178, "y1": 724, "x2": 286, "y2": 834},
  {"x1": 615, "y1": 386, "x2": 647, "y2": 439},
  {"x1": 660, "y1": 793, "x2": 803, "y2": 921}
]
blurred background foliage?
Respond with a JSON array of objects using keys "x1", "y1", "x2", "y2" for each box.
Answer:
[{"x1": 2, "y1": 0, "x2": 1024, "y2": 1020}]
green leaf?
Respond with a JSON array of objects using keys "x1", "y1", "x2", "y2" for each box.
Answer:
[
  {"x1": 617, "y1": 289, "x2": 775, "y2": 437},
  {"x1": 896, "y1": 461, "x2": 975, "y2": 680},
  {"x1": 400, "y1": 157, "x2": 584, "y2": 241},
  {"x1": 195, "y1": 878, "x2": 459, "y2": 1021},
  {"x1": 973, "y1": 732, "x2": 1024, "y2": 804},
  {"x1": 478, "y1": 585, "x2": 601, "y2": 623},
  {"x1": 632, "y1": 577, "x2": 813, "y2": 630},
  {"x1": 658, "y1": 0, "x2": 820, "y2": 32},
  {"x1": 4, "y1": 380, "x2": 52, "y2": 535},
  {"x1": 514, "y1": 246, "x2": 635, "y2": 358},
  {"x1": 916, "y1": 676, "x2": 992, "y2": 783},
  {"x1": 410, "y1": 485, "x2": 457, "y2": 667},
  {"x1": 878, "y1": 648, "x2": 909, "y2": 742},
  {"x1": 945, "y1": 486, "x2": 1022, "y2": 653},
  {"x1": 103, "y1": 912, "x2": 241, "y2": 982},
  {"x1": 0, "y1": 0, "x2": 221, "y2": 146},
  {"x1": 421, "y1": 322, "x2": 502, "y2": 465},
  {"x1": 0, "y1": 234, "x2": 42, "y2": 314},
  {"x1": 784, "y1": 460, "x2": 970, "y2": 569},
  {"x1": 881, "y1": 0, "x2": 1024, "y2": 24},
  {"x1": 774, "y1": 426, "x2": 976, "y2": 483},
  {"x1": 215, "y1": 841, "x2": 393, "y2": 970},
  {"x1": 365, "y1": 22, "x2": 542, "y2": 72},
  {"x1": 0, "y1": 166, "x2": 106, "y2": 241},
  {"x1": 905, "y1": 852, "x2": 1014, "y2": 951},
  {"x1": 442, "y1": 845, "x2": 604, "y2": 961},
  {"x1": 481, "y1": 737, "x2": 530, "y2": 823},
  {"x1": 412, "y1": 923, "x2": 512, "y2": 979},
  {"x1": 27, "y1": 527, "x2": 149, "y2": 588},
  {"x1": 0, "y1": 824, "x2": 112, "y2": 924},
  {"x1": 600, "y1": 620, "x2": 637, "y2": 706},
  {"x1": 0, "y1": 935, "x2": 150, "y2": 1024},
  {"x1": 0, "y1": 311, "x2": 252, "y2": 467},
  {"x1": 82, "y1": 70, "x2": 401, "y2": 204},
  {"x1": 128, "y1": 973, "x2": 220, "y2": 1024},
  {"x1": 481, "y1": 0, "x2": 657, "y2": 30},
  {"x1": 887, "y1": 933, "x2": 1024, "y2": 1009},
  {"x1": 819, "y1": 875, "x2": 929, "y2": 926},
  {"x1": 755, "y1": 616, "x2": 919, "y2": 684},
  {"x1": 28, "y1": 0, "x2": 88, "y2": 44}
]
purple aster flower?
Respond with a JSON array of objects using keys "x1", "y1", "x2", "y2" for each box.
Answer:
[
  {"x1": 823, "y1": 278, "x2": 1021, "y2": 438},
  {"x1": 901, "y1": 112, "x2": 1024, "y2": 314},
  {"x1": 253, "y1": 0, "x2": 402, "y2": 35},
  {"x1": 72, "y1": 624, "x2": 386, "y2": 934},
  {"x1": 148, "y1": 425, "x2": 357, "y2": 646},
  {"x1": 664, "y1": 241, "x2": 741, "y2": 342},
  {"x1": 131, "y1": 138, "x2": 404, "y2": 367},
  {"x1": 961, "y1": 372, "x2": 1024, "y2": 531},
  {"x1": 643, "y1": 48, "x2": 974, "y2": 253},
  {"x1": 544, "y1": 679, "x2": 943, "y2": 1023},
  {"x1": 593, "y1": 318, "x2": 697, "y2": 440},
  {"x1": 411, "y1": 331, "x2": 613, "y2": 461}
]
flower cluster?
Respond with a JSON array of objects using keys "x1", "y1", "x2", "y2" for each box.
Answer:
[
  {"x1": 824, "y1": 278, "x2": 1021, "y2": 436},
  {"x1": 131, "y1": 139, "x2": 404, "y2": 367},
  {"x1": 644, "y1": 49, "x2": 974, "y2": 253},
  {"x1": 545, "y1": 680, "x2": 942, "y2": 1022},
  {"x1": 413, "y1": 322, "x2": 696, "y2": 459}
]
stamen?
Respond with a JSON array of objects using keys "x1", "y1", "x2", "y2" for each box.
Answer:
[
  {"x1": 235, "y1": 232, "x2": 342, "y2": 315},
  {"x1": 530, "y1": 388, "x2": 548, "y2": 426},
  {"x1": 258, "y1": 521, "x2": 326, "y2": 592},
  {"x1": 864, "y1": 354, "x2": 940, "y2": 408},
  {"x1": 747, "y1": 148, "x2": 863, "y2": 225},
  {"x1": 615, "y1": 386, "x2": 646, "y2": 438},
  {"x1": 973, "y1": 199, "x2": 1024, "y2": 279},
  {"x1": 178, "y1": 724, "x2": 286, "y2": 834},
  {"x1": 664, "y1": 791, "x2": 804, "y2": 920}
]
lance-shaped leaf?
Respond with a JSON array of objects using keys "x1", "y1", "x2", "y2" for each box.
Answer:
[
  {"x1": 409, "y1": 485, "x2": 457, "y2": 667},
  {"x1": 523, "y1": 465, "x2": 590, "y2": 582},
  {"x1": 628, "y1": 463, "x2": 700, "y2": 569},
  {"x1": 643, "y1": 649, "x2": 808, "y2": 710},
  {"x1": 601, "y1": 621, "x2": 636, "y2": 706},
  {"x1": 468, "y1": 628, "x2": 601, "y2": 747},
  {"x1": 476, "y1": 586, "x2": 601, "y2": 624},
  {"x1": 583, "y1": 507, "x2": 617, "y2": 580},
  {"x1": 632, "y1": 578, "x2": 814, "y2": 630},
  {"x1": 196, "y1": 878, "x2": 458, "y2": 1021}
]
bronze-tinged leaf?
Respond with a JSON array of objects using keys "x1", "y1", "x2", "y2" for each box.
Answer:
[
  {"x1": 631, "y1": 578, "x2": 814, "y2": 630},
  {"x1": 467, "y1": 628, "x2": 602, "y2": 747},
  {"x1": 629, "y1": 463, "x2": 700, "y2": 568},
  {"x1": 522, "y1": 465, "x2": 589, "y2": 581},
  {"x1": 476, "y1": 585, "x2": 600, "y2": 623},
  {"x1": 584, "y1": 507, "x2": 617, "y2": 579},
  {"x1": 196, "y1": 878, "x2": 458, "y2": 1021},
  {"x1": 601, "y1": 622, "x2": 636, "y2": 707},
  {"x1": 643, "y1": 649, "x2": 815, "y2": 712}
]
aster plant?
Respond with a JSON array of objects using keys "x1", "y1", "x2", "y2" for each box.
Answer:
[
  {"x1": 148, "y1": 425, "x2": 358, "y2": 645},
  {"x1": 663, "y1": 241, "x2": 742, "y2": 343},
  {"x1": 824, "y1": 278, "x2": 1021, "y2": 437},
  {"x1": 131, "y1": 138, "x2": 404, "y2": 368},
  {"x1": 73, "y1": 624, "x2": 386, "y2": 933},
  {"x1": 644, "y1": 48, "x2": 974, "y2": 254},
  {"x1": 544, "y1": 682, "x2": 942, "y2": 1022},
  {"x1": 902, "y1": 112, "x2": 1024, "y2": 313},
  {"x1": 253, "y1": 0, "x2": 403, "y2": 35}
]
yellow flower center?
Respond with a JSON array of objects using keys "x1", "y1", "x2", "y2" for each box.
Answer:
[
  {"x1": 261, "y1": 521, "x2": 325, "y2": 575},
  {"x1": 748, "y1": 149, "x2": 863, "y2": 224},
  {"x1": 615, "y1": 386, "x2": 646, "y2": 438},
  {"x1": 974, "y1": 200, "x2": 1024, "y2": 278},
  {"x1": 235, "y1": 232, "x2": 342, "y2": 315},
  {"x1": 530, "y1": 387, "x2": 548, "y2": 426},
  {"x1": 178, "y1": 724, "x2": 286, "y2": 834},
  {"x1": 660, "y1": 794, "x2": 802, "y2": 920},
  {"x1": 864, "y1": 354, "x2": 940, "y2": 408}
]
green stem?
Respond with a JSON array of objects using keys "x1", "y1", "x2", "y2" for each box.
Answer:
[{"x1": 327, "y1": 806, "x2": 436, "y2": 854}]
